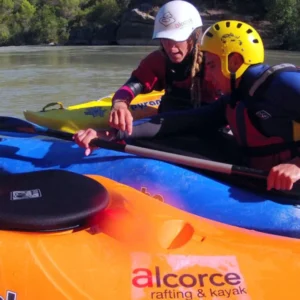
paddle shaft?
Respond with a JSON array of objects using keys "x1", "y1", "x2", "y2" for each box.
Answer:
[
  {"x1": 90, "y1": 139, "x2": 268, "y2": 179},
  {"x1": 0, "y1": 116, "x2": 268, "y2": 180}
]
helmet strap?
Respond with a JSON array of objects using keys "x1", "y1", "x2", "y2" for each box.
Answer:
[
  {"x1": 229, "y1": 72, "x2": 238, "y2": 108},
  {"x1": 230, "y1": 72, "x2": 236, "y2": 91}
]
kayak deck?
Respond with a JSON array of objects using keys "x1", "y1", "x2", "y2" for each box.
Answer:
[{"x1": 1, "y1": 130, "x2": 300, "y2": 238}]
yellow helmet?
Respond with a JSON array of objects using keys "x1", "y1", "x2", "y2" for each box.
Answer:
[{"x1": 201, "y1": 20, "x2": 264, "y2": 79}]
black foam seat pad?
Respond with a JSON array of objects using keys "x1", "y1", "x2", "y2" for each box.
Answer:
[{"x1": 0, "y1": 170, "x2": 109, "y2": 232}]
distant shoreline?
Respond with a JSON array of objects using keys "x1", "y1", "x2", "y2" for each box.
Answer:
[{"x1": 0, "y1": 42, "x2": 284, "y2": 51}]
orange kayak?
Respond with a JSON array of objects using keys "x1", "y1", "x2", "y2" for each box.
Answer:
[{"x1": 0, "y1": 169, "x2": 299, "y2": 300}]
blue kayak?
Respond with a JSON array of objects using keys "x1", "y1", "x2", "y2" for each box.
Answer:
[{"x1": 1, "y1": 130, "x2": 300, "y2": 238}]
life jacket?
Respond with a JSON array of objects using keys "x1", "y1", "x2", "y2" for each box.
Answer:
[
  {"x1": 158, "y1": 52, "x2": 202, "y2": 113},
  {"x1": 226, "y1": 63, "x2": 300, "y2": 170}
]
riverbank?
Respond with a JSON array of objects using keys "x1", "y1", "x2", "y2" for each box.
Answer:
[
  {"x1": 201, "y1": 9, "x2": 275, "y2": 49},
  {"x1": 67, "y1": 7, "x2": 277, "y2": 49},
  {"x1": 0, "y1": 0, "x2": 282, "y2": 50}
]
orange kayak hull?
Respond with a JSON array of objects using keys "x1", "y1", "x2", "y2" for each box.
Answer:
[{"x1": 0, "y1": 174, "x2": 299, "y2": 299}]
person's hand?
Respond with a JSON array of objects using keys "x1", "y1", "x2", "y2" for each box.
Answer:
[
  {"x1": 109, "y1": 101, "x2": 133, "y2": 135},
  {"x1": 267, "y1": 163, "x2": 300, "y2": 191},
  {"x1": 73, "y1": 128, "x2": 115, "y2": 156}
]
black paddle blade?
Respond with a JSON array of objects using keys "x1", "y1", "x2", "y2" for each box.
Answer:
[
  {"x1": 0, "y1": 116, "x2": 74, "y2": 140},
  {"x1": 0, "y1": 116, "x2": 40, "y2": 133},
  {"x1": 0, "y1": 170, "x2": 109, "y2": 232}
]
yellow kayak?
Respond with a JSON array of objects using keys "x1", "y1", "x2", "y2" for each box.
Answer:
[{"x1": 23, "y1": 90, "x2": 164, "y2": 133}]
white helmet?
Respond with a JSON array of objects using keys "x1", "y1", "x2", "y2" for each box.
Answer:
[{"x1": 152, "y1": 0, "x2": 203, "y2": 42}]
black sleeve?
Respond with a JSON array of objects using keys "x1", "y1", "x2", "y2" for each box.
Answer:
[
  {"x1": 116, "y1": 96, "x2": 228, "y2": 140},
  {"x1": 124, "y1": 76, "x2": 145, "y2": 96}
]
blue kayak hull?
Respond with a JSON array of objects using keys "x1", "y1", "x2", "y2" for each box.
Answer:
[{"x1": 1, "y1": 131, "x2": 300, "y2": 238}]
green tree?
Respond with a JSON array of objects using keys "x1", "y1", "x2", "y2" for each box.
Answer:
[
  {"x1": 85, "y1": 0, "x2": 120, "y2": 25},
  {"x1": 0, "y1": 0, "x2": 14, "y2": 14},
  {"x1": 266, "y1": 0, "x2": 300, "y2": 49},
  {"x1": 0, "y1": 24, "x2": 10, "y2": 44},
  {"x1": 31, "y1": 5, "x2": 61, "y2": 43},
  {"x1": 0, "y1": 0, "x2": 14, "y2": 23},
  {"x1": 16, "y1": 0, "x2": 36, "y2": 31},
  {"x1": 56, "y1": 0, "x2": 81, "y2": 20}
]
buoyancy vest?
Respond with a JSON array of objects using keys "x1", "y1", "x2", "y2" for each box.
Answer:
[
  {"x1": 226, "y1": 63, "x2": 300, "y2": 170},
  {"x1": 158, "y1": 52, "x2": 202, "y2": 113}
]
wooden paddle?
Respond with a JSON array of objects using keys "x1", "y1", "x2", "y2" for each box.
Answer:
[{"x1": 0, "y1": 116, "x2": 268, "y2": 179}]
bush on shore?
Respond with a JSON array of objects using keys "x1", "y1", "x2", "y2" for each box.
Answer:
[{"x1": 0, "y1": 0, "x2": 299, "y2": 50}]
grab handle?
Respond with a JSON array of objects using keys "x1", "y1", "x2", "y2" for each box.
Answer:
[{"x1": 41, "y1": 102, "x2": 64, "y2": 112}]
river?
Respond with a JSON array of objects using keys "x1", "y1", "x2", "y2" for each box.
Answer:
[{"x1": 0, "y1": 45, "x2": 299, "y2": 118}]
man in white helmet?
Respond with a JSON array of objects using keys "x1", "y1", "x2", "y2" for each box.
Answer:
[{"x1": 107, "y1": 0, "x2": 214, "y2": 135}]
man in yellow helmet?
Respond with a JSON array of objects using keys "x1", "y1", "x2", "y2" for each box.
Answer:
[{"x1": 74, "y1": 20, "x2": 300, "y2": 191}]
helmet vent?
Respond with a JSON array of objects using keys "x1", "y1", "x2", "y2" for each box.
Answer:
[
  {"x1": 226, "y1": 21, "x2": 230, "y2": 27},
  {"x1": 237, "y1": 23, "x2": 242, "y2": 28},
  {"x1": 253, "y1": 39, "x2": 259, "y2": 43},
  {"x1": 214, "y1": 24, "x2": 220, "y2": 30},
  {"x1": 205, "y1": 31, "x2": 213, "y2": 38},
  {"x1": 247, "y1": 29, "x2": 253, "y2": 34}
]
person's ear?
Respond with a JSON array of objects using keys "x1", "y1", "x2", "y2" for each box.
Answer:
[{"x1": 229, "y1": 53, "x2": 243, "y2": 73}]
